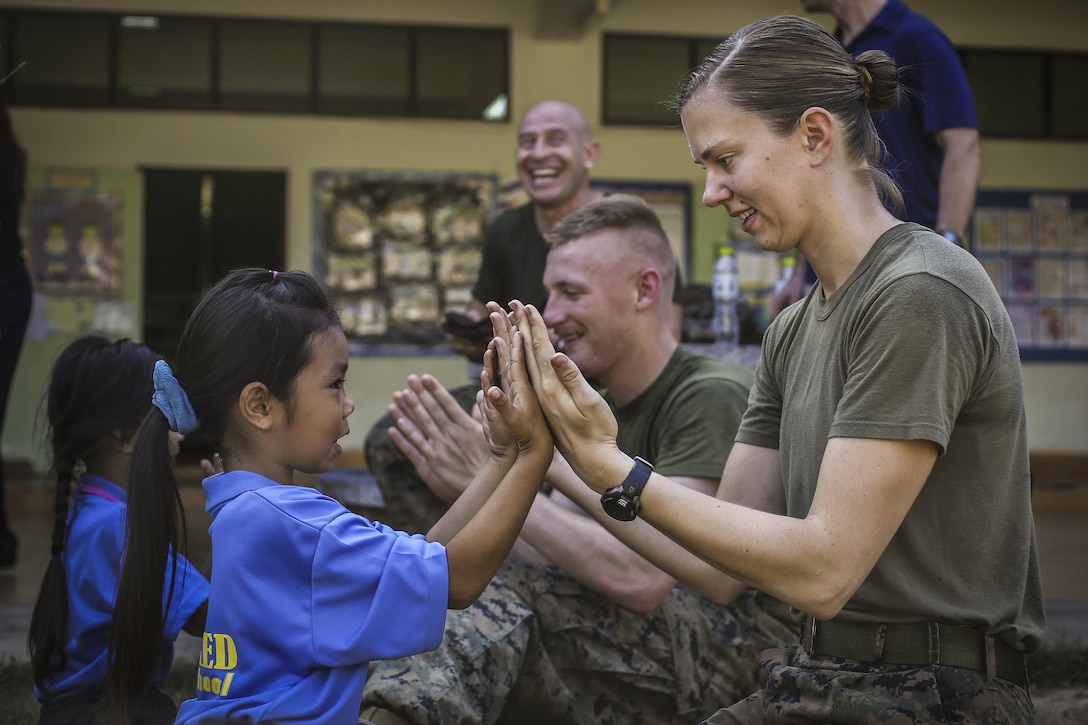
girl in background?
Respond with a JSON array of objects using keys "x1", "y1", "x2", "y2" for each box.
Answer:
[
  {"x1": 26, "y1": 335, "x2": 209, "y2": 724},
  {"x1": 105, "y1": 268, "x2": 551, "y2": 724}
]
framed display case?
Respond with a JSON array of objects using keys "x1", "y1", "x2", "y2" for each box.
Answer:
[
  {"x1": 313, "y1": 170, "x2": 498, "y2": 354},
  {"x1": 971, "y1": 190, "x2": 1088, "y2": 361}
]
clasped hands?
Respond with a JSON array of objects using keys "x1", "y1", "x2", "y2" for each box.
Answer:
[{"x1": 390, "y1": 301, "x2": 627, "y2": 499}]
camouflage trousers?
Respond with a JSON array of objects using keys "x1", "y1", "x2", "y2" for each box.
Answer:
[
  {"x1": 362, "y1": 561, "x2": 795, "y2": 725},
  {"x1": 703, "y1": 644, "x2": 1035, "y2": 724},
  {"x1": 363, "y1": 382, "x2": 480, "y2": 534}
]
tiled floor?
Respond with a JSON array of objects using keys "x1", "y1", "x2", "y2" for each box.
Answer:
[{"x1": 2, "y1": 466, "x2": 1087, "y2": 660}]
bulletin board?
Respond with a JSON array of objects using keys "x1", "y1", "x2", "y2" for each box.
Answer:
[
  {"x1": 971, "y1": 190, "x2": 1088, "y2": 361},
  {"x1": 313, "y1": 170, "x2": 498, "y2": 355}
]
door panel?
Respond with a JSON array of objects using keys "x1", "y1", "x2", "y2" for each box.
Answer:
[
  {"x1": 142, "y1": 167, "x2": 286, "y2": 462},
  {"x1": 142, "y1": 168, "x2": 286, "y2": 357}
]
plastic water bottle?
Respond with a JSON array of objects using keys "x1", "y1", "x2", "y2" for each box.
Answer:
[{"x1": 712, "y1": 243, "x2": 739, "y2": 346}]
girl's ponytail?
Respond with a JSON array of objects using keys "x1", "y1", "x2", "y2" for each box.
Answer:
[
  {"x1": 26, "y1": 452, "x2": 77, "y2": 692},
  {"x1": 103, "y1": 406, "x2": 186, "y2": 723}
]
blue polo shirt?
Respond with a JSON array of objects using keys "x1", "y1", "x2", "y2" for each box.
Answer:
[
  {"x1": 35, "y1": 475, "x2": 210, "y2": 703},
  {"x1": 175, "y1": 471, "x2": 448, "y2": 724},
  {"x1": 841, "y1": 0, "x2": 977, "y2": 230}
]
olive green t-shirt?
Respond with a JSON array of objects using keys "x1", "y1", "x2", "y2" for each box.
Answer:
[
  {"x1": 611, "y1": 345, "x2": 753, "y2": 482},
  {"x1": 737, "y1": 223, "x2": 1045, "y2": 652}
]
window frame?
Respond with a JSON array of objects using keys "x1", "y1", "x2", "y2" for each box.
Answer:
[
  {"x1": 0, "y1": 8, "x2": 510, "y2": 122},
  {"x1": 601, "y1": 32, "x2": 721, "y2": 128},
  {"x1": 600, "y1": 31, "x2": 1088, "y2": 141}
]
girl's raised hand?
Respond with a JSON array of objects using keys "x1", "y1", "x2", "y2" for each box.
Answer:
[
  {"x1": 510, "y1": 301, "x2": 622, "y2": 488},
  {"x1": 477, "y1": 301, "x2": 551, "y2": 461}
]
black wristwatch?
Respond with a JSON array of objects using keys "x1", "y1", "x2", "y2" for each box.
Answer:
[
  {"x1": 600, "y1": 456, "x2": 654, "y2": 521},
  {"x1": 938, "y1": 229, "x2": 963, "y2": 247}
]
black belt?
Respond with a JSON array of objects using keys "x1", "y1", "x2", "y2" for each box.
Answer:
[{"x1": 800, "y1": 617, "x2": 1027, "y2": 688}]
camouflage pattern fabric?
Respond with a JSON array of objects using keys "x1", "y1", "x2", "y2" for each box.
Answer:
[
  {"x1": 702, "y1": 644, "x2": 1035, "y2": 724},
  {"x1": 362, "y1": 561, "x2": 795, "y2": 725},
  {"x1": 363, "y1": 382, "x2": 480, "y2": 534}
]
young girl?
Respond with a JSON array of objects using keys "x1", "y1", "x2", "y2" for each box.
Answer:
[
  {"x1": 519, "y1": 14, "x2": 1041, "y2": 724},
  {"x1": 26, "y1": 334, "x2": 210, "y2": 724},
  {"x1": 104, "y1": 268, "x2": 551, "y2": 724}
]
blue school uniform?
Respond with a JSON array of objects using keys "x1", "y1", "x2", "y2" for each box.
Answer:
[
  {"x1": 175, "y1": 470, "x2": 448, "y2": 724},
  {"x1": 35, "y1": 474, "x2": 210, "y2": 703}
]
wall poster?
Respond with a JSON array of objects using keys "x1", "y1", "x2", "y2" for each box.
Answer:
[
  {"x1": 27, "y1": 189, "x2": 122, "y2": 296},
  {"x1": 972, "y1": 190, "x2": 1088, "y2": 361}
]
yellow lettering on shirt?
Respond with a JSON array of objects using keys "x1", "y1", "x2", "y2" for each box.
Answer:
[
  {"x1": 195, "y1": 631, "x2": 239, "y2": 698},
  {"x1": 196, "y1": 670, "x2": 235, "y2": 697},
  {"x1": 198, "y1": 632, "x2": 238, "y2": 670}
]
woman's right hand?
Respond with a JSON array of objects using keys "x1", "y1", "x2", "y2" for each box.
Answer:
[{"x1": 511, "y1": 301, "x2": 625, "y2": 493}]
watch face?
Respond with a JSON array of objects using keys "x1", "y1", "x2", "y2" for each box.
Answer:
[
  {"x1": 601, "y1": 457, "x2": 653, "y2": 521},
  {"x1": 601, "y1": 490, "x2": 638, "y2": 521}
]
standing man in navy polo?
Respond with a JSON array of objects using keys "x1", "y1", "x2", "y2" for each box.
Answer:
[
  {"x1": 806, "y1": 0, "x2": 980, "y2": 243},
  {"x1": 776, "y1": 0, "x2": 980, "y2": 313}
]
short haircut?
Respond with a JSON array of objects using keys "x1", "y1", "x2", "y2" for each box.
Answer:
[{"x1": 544, "y1": 193, "x2": 675, "y2": 276}]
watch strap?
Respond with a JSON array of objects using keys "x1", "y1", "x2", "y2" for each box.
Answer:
[
  {"x1": 617, "y1": 456, "x2": 654, "y2": 498},
  {"x1": 601, "y1": 456, "x2": 654, "y2": 520}
]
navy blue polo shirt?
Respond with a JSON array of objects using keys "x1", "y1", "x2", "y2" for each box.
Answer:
[{"x1": 841, "y1": 0, "x2": 977, "y2": 230}]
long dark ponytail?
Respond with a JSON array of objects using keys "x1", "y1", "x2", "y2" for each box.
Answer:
[{"x1": 26, "y1": 335, "x2": 158, "y2": 695}]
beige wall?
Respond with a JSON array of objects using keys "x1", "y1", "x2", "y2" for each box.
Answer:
[{"x1": 4, "y1": 0, "x2": 1088, "y2": 470}]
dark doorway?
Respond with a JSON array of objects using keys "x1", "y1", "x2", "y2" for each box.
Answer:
[
  {"x1": 142, "y1": 167, "x2": 286, "y2": 355},
  {"x1": 142, "y1": 167, "x2": 286, "y2": 461}
]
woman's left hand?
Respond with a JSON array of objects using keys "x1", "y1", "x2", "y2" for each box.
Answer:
[{"x1": 511, "y1": 301, "x2": 624, "y2": 493}]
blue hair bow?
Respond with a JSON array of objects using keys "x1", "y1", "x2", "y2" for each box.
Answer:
[{"x1": 152, "y1": 360, "x2": 201, "y2": 435}]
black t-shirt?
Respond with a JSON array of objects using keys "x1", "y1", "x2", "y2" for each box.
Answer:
[
  {"x1": 471, "y1": 203, "x2": 549, "y2": 311},
  {"x1": 471, "y1": 201, "x2": 685, "y2": 311}
]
